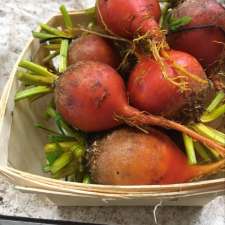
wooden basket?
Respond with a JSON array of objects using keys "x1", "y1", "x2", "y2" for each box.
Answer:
[{"x1": 0, "y1": 11, "x2": 224, "y2": 206}]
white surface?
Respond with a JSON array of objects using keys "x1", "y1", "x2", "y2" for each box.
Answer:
[{"x1": 0, "y1": 0, "x2": 224, "y2": 224}]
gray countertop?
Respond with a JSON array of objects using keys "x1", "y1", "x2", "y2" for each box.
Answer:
[{"x1": 0, "y1": 1, "x2": 224, "y2": 224}]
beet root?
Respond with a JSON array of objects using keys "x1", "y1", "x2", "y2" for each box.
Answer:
[
  {"x1": 128, "y1": 49, "x2": 208, "y2": 117},
  {"x1": 55, "y1": 61, "x2": 225, "y2": 155},
  {"x1": 167, "y1": 0, "x2": 225, "y2": 68},
  {"x1": 96, "y1": 0, "x2": 161, "y2": 39},
  {"x1": 68, "y1": 34, "x2": 120, "y2": 68},
  {"x1": 90, "y1": 128, "x2": 225, "y2": 185}
]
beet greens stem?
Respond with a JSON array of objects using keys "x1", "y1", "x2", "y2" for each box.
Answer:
[
  {"x1": 208, "y1": 148, "x2": 221, "y2": 160},
  {"x1": 70, "y1": 143, "x2": 85, "y2": 160},
  {"x1": 84, "y1": 7, "x2": 96, "y2": 14},
  {"x1": 19, "y1": 60, "x2": 57, "y2": 79},
  {"x1": 43, "y1": 44, "x2": 61, "y2": 50},
  {"x1": 50, "y1": 151, "x2": 73, "y2": 174},
  {"x1": 32, "y1": 31, "x2": 59, "y2": 40},
  {"x1": 194, "y1": 142, "x2": 211, "y2": 162},
  {"x1": 83, "y1": 175, "x2": 91, "y2": 184},
  {"x1": 43, "y1": 51, "x2": 59, "y2": 63},
  {"x1": 192, "y1": 123, "x2": 225, "y2": 146},
  {"x1": 183, "y1": 134, "x2": 197, "y2": 165},
  {"x1": 205, "y1": 91, "x2": 225, "y2": 113},
  {"x1": 60, "y1": 5, "x2": 73, "y2": 29},
  {"x1": 159, "y1": 2, "x2": 170, "y2": 28},
  {"x1": 15, "y1": 86, "x2": 53, "y2": 102},
  {"x1": 40, "y1": 23, "x2": 69, "y2": 37},
  {"x1": 200, "y1": 103, "x2": 225, "y2": 123},
  {"x1": 17, "y1": 71, "x2": 55, "y2": 85},
  {"x1": 44, "y1": 142, "x2": 77, "y2": 153},
  {"x1": 59, "y1": 39, "x2": 69, "y2": 73}
]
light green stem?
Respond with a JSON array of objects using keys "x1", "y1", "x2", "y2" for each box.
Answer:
[
  {"x1": 50, "y1": 151, "x2": 73, "y2": 174},
  {"x1": 200, "y1": 104, "x2": 225, "y2": 123},
  {"x1": 53, "y1": 162, "x2": 76, "y2": 179},
  {"x1": 194, "y1": 142, "x2": 211, "y2": 161},
  {"x1": 43, "y1": 44, "x2": 61, "y2": 50},
  {"x1": 159, "y1": 2, "x2": 170, "y2": 28},
  {"x1": 45, "y1": 106, "x2": 85, "y2": 143},
  {"x1": 59, "y1": 39, "x2": 69, "y2": 73},
  {"x1": 182, "y1": 134, "x2": 197, "y2": 165},
  {"x1": 19, "y1": 60, "x2": 57, "y2": 79},
  {"x1": 60, "y1": 5, "x2": 73, "y2": 29},
  {"x1": 32, "y1": 31, "x2": 59, "y2": 40},
  {"x1": 15, "y1": 86, "x2": 52, "y2": 102},
  {"x1": 70, "y1": 143, "x2": 85, "y2": 160},
  {"x1": 43, "y1": 52, "x2": 59, "y2": 63},
  {"x1": 206, "y1": 91, "x2": 225, "y2": 113},
  {"x1": 83, "y1": 175, "x2": 91, "y2": 184},
  {"x1": 40, "y1": 23, "x2": 68, "y2": 37},
  {"x1": 192, "y1": 123, "x2": 225, "y2": 146},
  {"x1": 44, "y1": 142, "x2": 77, "y2": 153},
  {"x1": 84, "y1": 7, "x2": 96, "y2": 14},
  {"x1": 208, "y1": 148, "x2": 221, "y2": 159},
  {"x1": 17, "y1": 71, "x2": 55, "y2": 85}
]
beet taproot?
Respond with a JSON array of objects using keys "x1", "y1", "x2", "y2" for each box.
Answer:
[
  {"x1": 167, "y1": 0, "x2": 225, "y2": 68},
  {"x1": 90, "y1": 128, "x2": 225, "y2": 185},
  {"x1": 68, "y1": 34, "x2": 120, "y2": 68},
  {"x1": 55, "y1": 61, "x2": 225, "y2": 155}
]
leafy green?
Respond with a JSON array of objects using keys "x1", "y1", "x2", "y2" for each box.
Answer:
[
  {"x1": 48, "y1": 135, "x2": 77, "y2": 143},
  {"x1": 46, "y1": 144, "x2": 63, "y2": 165},
  {"x1": 163, "y1": 11, "x2": 192, "y2": 32}
]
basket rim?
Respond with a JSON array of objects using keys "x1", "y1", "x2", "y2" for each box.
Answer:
[{"x1": 1, "y1": 166, "x2": 225, "y2": 192}]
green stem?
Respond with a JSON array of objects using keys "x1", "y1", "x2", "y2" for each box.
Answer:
[
  {"x1": 206, "y1": 91, "x2": 225, "y2": 113},
  {"x1": 70, "y1": 143, "x2": 85, "y2": 160},
  {"x1": 43, "y1": 52, "x2": 59, "y2": 63},
  {"x1": 84, "y1": 7, "x2": 96, "y2": 14},
  {"x1": 15, "y1": 86, "x2": 53, "y2": 102},
  {"x1": 59, "y1": 39, "x2": 69, "y2": 73},
  {"x1": 60, "y1": 5, "x2": 73, "y2": 29},
  {"x1": 208, "y1": 148, "x2": 221, "y2": 160},
  {"x1": 19, "y1": 60, "x2": 57, "y2": 79},
  {"x1": 45, "y1": 105, "x2": 58, "y2": 118},
  {"x1": 32, "y1": 32, "x2": 59, "y2": 40},
  {"x1": 83, "y1": 175, "x2": 91, "y2": 184},
  {"x1": 182, "y1": 134, "x2": 197, "y2": 165},
  {"x1": 159, "y1": 2, "x2": 171, "y2": 28},
  {"x1": 48, "y1": 135, "x2": 76, "y2": 143},
  {"x1": 200, "y1": 103, "x2": 225, "y2": 123},
  {"x1": 17, "y1": 71, "x2": 55, "y2": 85},
  {"x1": 43, "y1": 44, "x2": 61, "y2": 50},
  {"x1": 35, "y1": 123, "x2": 59, "y2": 134},
  {"x1": 194, "y1": 142, "x2": 211, "y2": 162},
  {"x1": 40, "y1": 23, "x2": 69, "y2": 37},
  {"x1": 207, "y1": 127, "x2": 225, "y2": 140},
  {"x1": 46, "y1": 106, "x2": 80, "y2": 137},
  {"x1": 53, "y1": 162, "x2": 77, "y2": 179},
  {"x1": 192, "y1": 123, "x2": 225, "y2": 146},
  {"x1": 50, "y1": 151, "x2": 73, "y2": 174},
  {"x1": 46, "y1": 106, "x2": 86, "y2": 145},
  {"x1": 44, "y1": 142, "x2": 77, "y2": 153}
]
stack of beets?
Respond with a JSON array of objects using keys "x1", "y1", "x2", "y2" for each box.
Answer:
[{"x1": 22, "y1": 1, "x2": 225, "y2": 185}]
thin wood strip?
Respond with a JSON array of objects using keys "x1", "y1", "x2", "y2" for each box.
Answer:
[
  {"x1": 3, "y1": 167, "x2": 225, "y2": 193},
  {"x1": 1, "y1": 167, "x2": 224, "y2": 198}
]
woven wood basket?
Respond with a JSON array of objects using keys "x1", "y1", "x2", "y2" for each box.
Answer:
[{"x1": 0, "y1": 11, "x2": 224, "y2": 206}]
